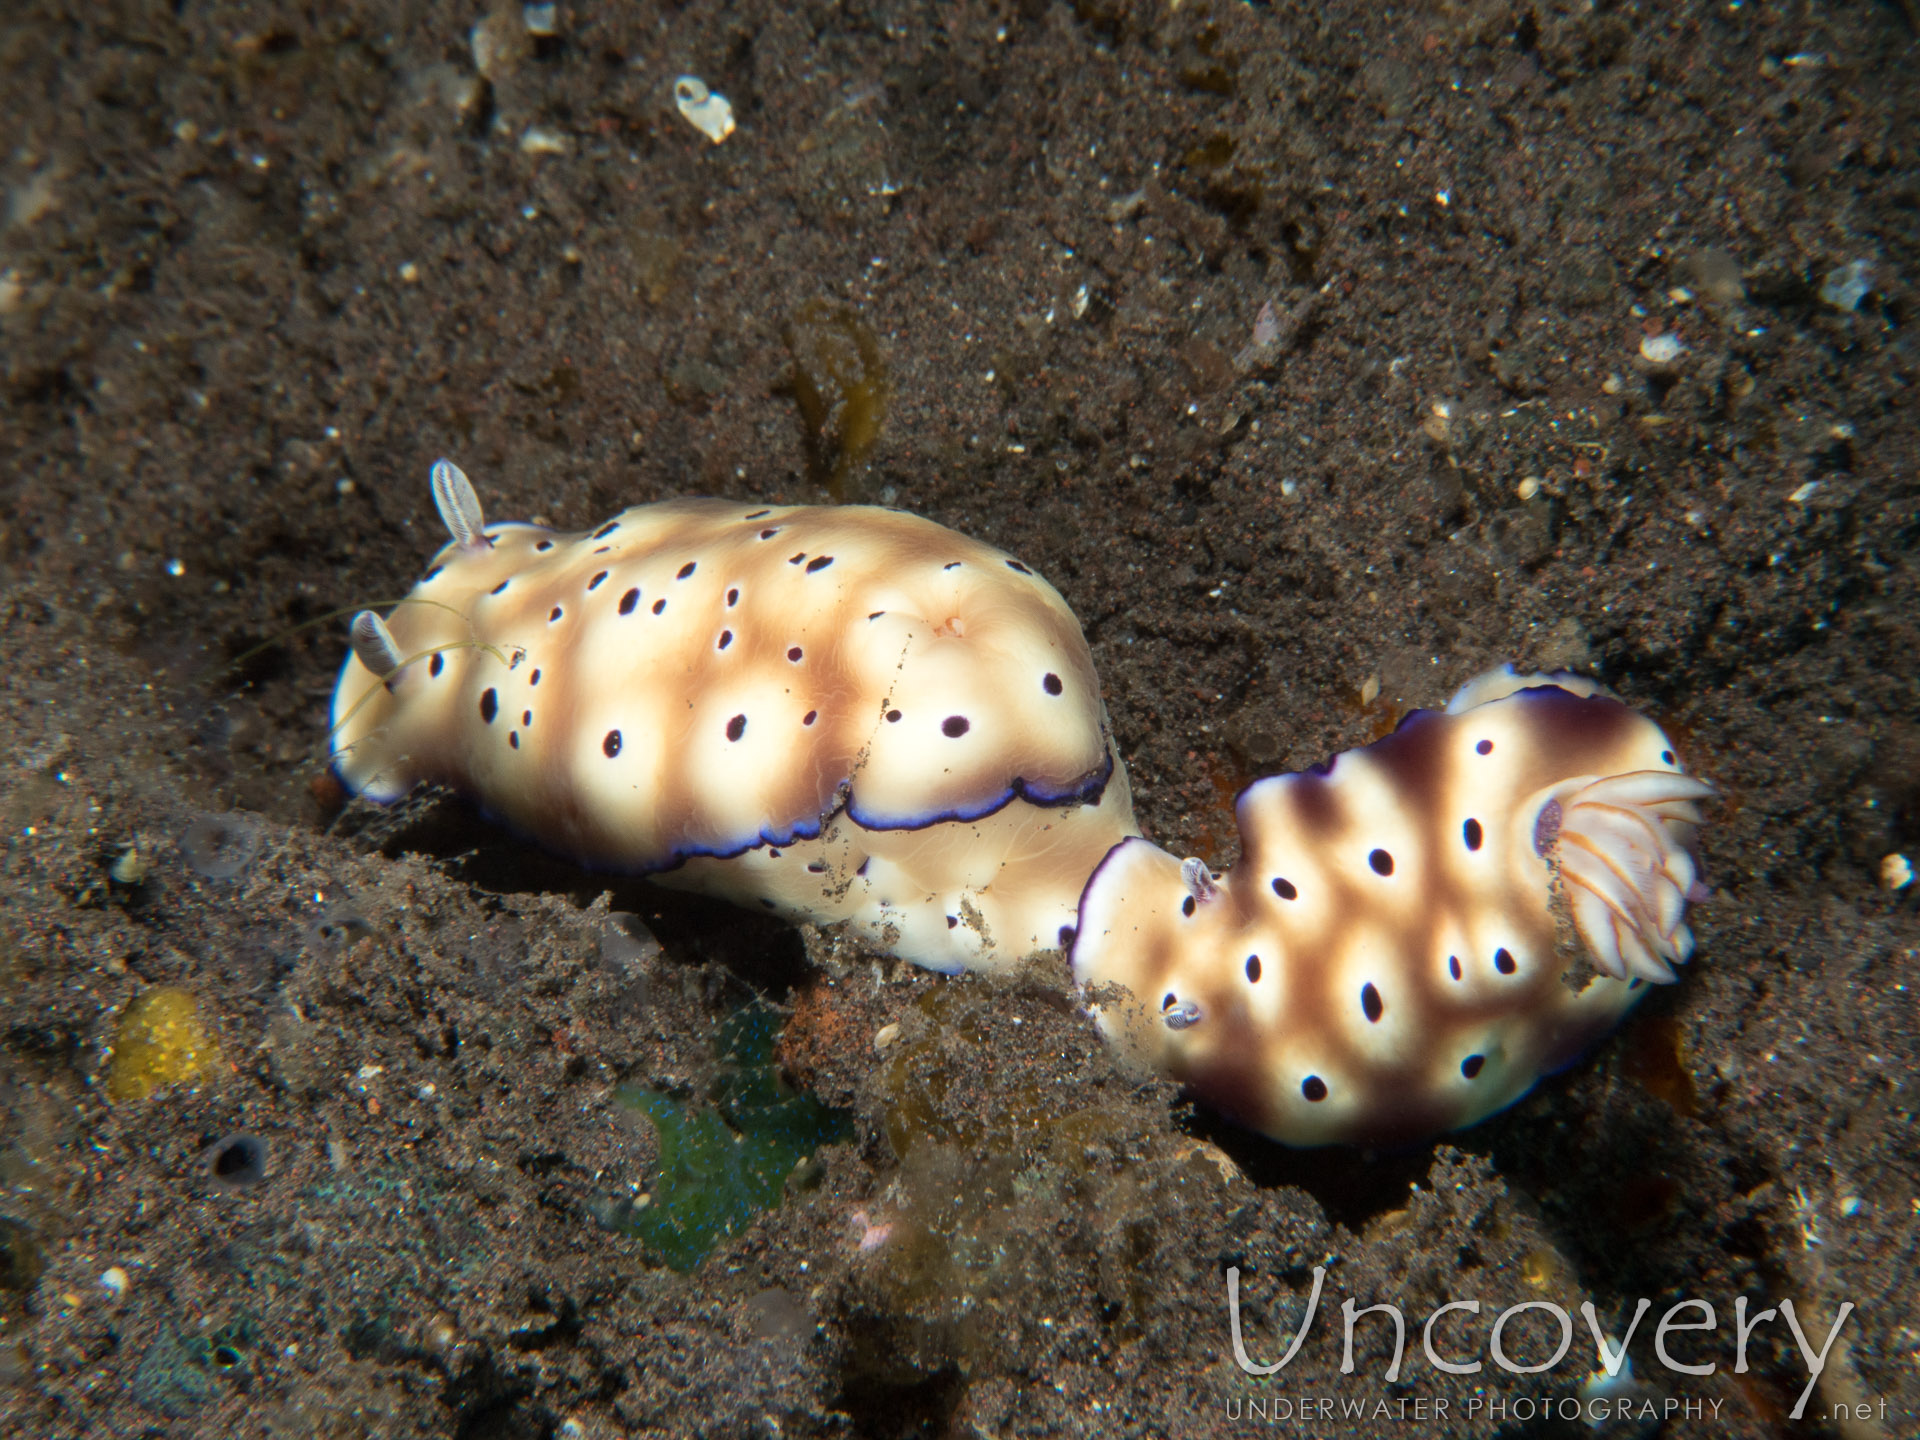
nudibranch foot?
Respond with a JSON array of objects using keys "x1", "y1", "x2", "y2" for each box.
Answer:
[
  {"x1": 331, "y1": 460, "x2": 1139, "y2": 977},
  {"x1": 1070, "y1": 670, "x2": 1712, "y2": 1148}
]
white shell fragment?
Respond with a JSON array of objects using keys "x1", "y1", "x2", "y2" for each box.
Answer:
[
  {"x1": 332, "y1": 462, "x2": 1136, "y2": 975},
  {"x1": 673, "y1": 76, "x2": 736, "y2": 145},
  {"x1": 1071, "y1": 669, "x2": 1711, "y2": 1147},
  {"x1": 1638, "y1": 332, "x2": 1686, "y2": 365},
  {"x1": 519, "y1": 127, "x2": 570, "y2": 156}
]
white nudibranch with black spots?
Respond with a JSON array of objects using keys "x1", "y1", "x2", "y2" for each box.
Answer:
[
  {"x1": 332, "y1": 461, "x2": 1713, "y2": 1147},
  {"x1": 330, "y1": 461, "x2": 1136, "y2": 976},
  {"x1": 1070, "y1": 668, "x2": 1711, "y2": 1147}
]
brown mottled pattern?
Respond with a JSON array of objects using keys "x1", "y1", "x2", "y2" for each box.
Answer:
[
  {"x1": 332, "y1": 499, "x2": 1137, "y2": 974},
  {"x1": 1072, "y1": 685, "x2": 1696, "y2": 1146}
]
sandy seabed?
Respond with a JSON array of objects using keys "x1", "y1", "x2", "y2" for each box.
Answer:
[{"x1": 1, "y1": 2, "x2": 1917, "y2": 1436}]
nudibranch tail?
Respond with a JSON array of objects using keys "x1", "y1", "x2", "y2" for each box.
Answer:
[{"x1": 1070, "y1": 671, "x2": 1712, "y2": 1148}]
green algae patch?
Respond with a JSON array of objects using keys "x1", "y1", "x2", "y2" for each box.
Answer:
[
  {"x1": 107, "y1": 987, "x2": 222, "y2": 1101},
  {"x1": 614, "y1": 1006, "x2": 852, "y2": 1272}
]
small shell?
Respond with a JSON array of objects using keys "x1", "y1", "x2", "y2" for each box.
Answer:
[
  {"x1": 673, "y1": 76, "x2": 735, "y2": 145},
  {"x1": 109, "y1": 844, "x2": 150, "y2": 886}
]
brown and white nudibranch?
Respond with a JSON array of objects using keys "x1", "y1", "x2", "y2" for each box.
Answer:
[
  {"x1": 331, "y1": 461, "x2": 1136, "y2": 975},
  {"x1": 334, "y1": 461, "x2": 1712, "y2": 1147},
  {"x1": 1069, "y1": 669, "x2": 1711, "y2": 1147}
]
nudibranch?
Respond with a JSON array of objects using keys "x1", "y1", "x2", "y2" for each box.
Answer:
[
  {"x1": 331, "y1": 461, "x2": 1136, "y2": 974},
  {"x1": 1069, "y1": 669, "x2": 1711, "y2": 1147},
  {"x1": 333, "y1": 461, "x2": 1713, "y2": 1149}
]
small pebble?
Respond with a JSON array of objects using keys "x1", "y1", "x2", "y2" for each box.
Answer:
[
  {"x1": 1177, "y1": 1138, "x2": 1244, "y2": 1186},
  {"x1": 423, "y1": 1314, "x2": 459, "y2": 1355},
  {"x1": 873, "y1": 1022, "x2": 900, "y2": 1051},
  {"x1": 519, "y1": 127, "x2": 569, "y2": 156},
  {"x1": 1639, "y1": 332, "x2": 1686, "y2": 365},
  {"x1": 1818, "y1": 259, "x2": 1874, "y2": 312}
]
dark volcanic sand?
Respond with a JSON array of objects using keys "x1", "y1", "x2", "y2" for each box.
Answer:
[{"x1": 2, "y1": 2, "x2": 1917, "y2": 1436}]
